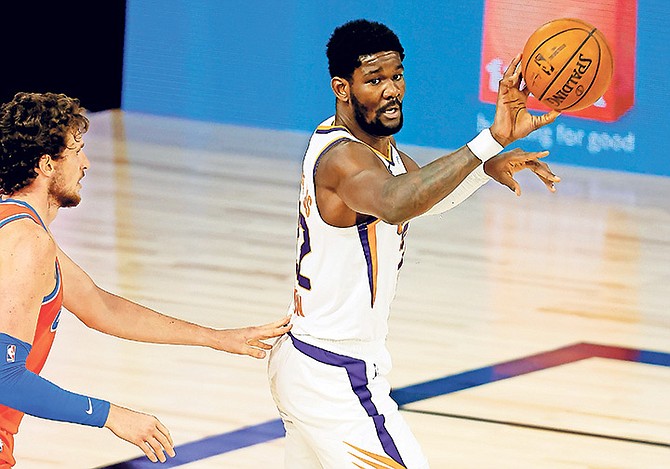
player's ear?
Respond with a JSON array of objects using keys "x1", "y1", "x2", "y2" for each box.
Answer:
[
  {"x1": 37, "y1": 155, "x2": 55, "y2": 176},
  {"x1": 331, "y1": 77, "x2": 350, "y2": 103}
]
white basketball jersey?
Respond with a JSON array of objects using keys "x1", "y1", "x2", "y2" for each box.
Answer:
[{"x1": 290, "y1": 116, "x2": 409, "y2": 342}]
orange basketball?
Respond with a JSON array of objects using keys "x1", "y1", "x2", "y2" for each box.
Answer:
[{"x1": 521, "y1": 18, "x2": 613, "y2": 112}]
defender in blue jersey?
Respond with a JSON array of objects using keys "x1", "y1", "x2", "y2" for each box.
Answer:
[{"x1": 268, "y1": 19, "x2": 561, "y2": 468}]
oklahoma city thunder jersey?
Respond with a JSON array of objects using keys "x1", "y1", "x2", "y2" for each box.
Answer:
[
  {"x1": 290, "y1": 117, "x2": 409, "y2": 343},
  {"x1": 0, "y1": 199, "x2": 63, "y2": 437}
]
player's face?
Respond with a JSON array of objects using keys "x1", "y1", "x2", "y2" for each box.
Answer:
[
  {"x1": 349, "y1": 51, "x2": 405, "y2": 137},
  {"x1": 49, "y1": 132, "x2": 89, "y2": 208}
]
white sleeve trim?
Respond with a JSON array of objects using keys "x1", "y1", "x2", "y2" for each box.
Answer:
[
  {"x1": 420, "y1": 165, "x2": 491, "y2": 217},
  {"x1": 466, "y1": 128, "x2": 503, "y2": 162}
]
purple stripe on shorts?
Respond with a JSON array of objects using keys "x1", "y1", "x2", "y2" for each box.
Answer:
[{"x1": 288, "y1": 332, "x2": 405, "y2": 466}]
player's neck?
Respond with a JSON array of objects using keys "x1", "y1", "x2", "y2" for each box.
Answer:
[
  {"x1": 334, "y1": 113, "x2": 393, "y2": 156},
  {"x1": 5, "y1": 188, "x2": 58, "y2": 225}
]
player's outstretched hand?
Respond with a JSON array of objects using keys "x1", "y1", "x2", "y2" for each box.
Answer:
[
  {"x1": 484, "y1": 148, "x2": 560, "y2": 196},
  {"x1": 490, "y1": 53, "x2": 560, "y2": 147},
  {"x1": 211, "y1": 315, "x2": 292, "y2": 358},
  {"x1": 105, "y1": 404, "x2": 175, "y2": 463}
]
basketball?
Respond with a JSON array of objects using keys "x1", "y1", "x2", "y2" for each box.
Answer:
[{"x1": 521, "y1": 18, "x2": 613, "y2": 112}]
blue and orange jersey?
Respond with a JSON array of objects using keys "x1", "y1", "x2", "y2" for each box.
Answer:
[{"x1": 0, "y1": 199, "x2": 63, "y2": 436}]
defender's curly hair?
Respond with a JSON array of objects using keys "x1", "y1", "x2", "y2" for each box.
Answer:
[
  {"x1": 326, "y1": 19, "x2": 405, "y2": 79},
  {"x1": 0, "y1": 92, "x2": 89, "y2": 195}
]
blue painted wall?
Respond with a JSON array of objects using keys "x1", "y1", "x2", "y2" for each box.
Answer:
[{"x1": 123, "y1": 0, "x2": 669, "y2": 176}]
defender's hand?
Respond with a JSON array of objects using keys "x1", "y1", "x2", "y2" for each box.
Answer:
[
  {"x1": 105, "y1": 404, "x2": 175, "y2": 463},
  {"x1": 210, "y1": 315, "x2": 292, "y2": 359}
]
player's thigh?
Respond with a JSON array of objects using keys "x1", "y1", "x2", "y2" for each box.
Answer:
[
  {"x1": 304, "y1": 409, "x2": 428, "y2": 469},
  {"x1": 269, "y1": 338, "x2": 428, "y2": 468},
  {"x1": 283, "y1": 418, "x2": 322, "y2": 469}
]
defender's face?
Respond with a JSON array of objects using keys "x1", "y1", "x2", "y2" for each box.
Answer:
[
  {"x1": 49, "y1": 132, "x2": 90, "y2": 208},
  {"x1": 349, "y1": 51, "x2": 405, "y2": 137}
]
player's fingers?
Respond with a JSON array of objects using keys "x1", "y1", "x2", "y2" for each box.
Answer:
[
  {"x1": 496, "y1": 171, "x2": 521, "y2": 196},
  {"x1": 154, "y1": 422, "x2": 175, "y2": 457},
  {"x1": 258, "y1": 341, "x2": 273, "y2": 349},
  {"x1": 528, "y1": 166, "x2": 558, "y2": 192},
  {"x1": 263, "y1": 322, "x2": 293, "y2": 340},
  {"x1": 503, "y1": 52, "x2": 522, "y2": 78},
  {"x1": 138, "y1": 440, "x2": 159, "y2": 463},
  {"x1": 255, "y1": 326, "x2": 290, "y2": 342},
  {"x1": 530, "y1": 160, "x2": 561, "y2": 182},
  {"x1": 536, "y1": 110, "x2": 561, "y2": 129},
  {"x1": 264, "y1": 315, "x2": 292, "y2": 329},
  {"x1": 530, "y1": 168, "x2": 560, "y2": 193},
  {"x1": 508, "y1": 149, "x2": 549, "y2": 162},
  {"x1": 543, "y1": 178, "x2": 558, "y2": 192},
  {"x1": 247, "y1": 346, "x2": 267, "y2": 359},
  {"x1": 247, "y1": 338, "x2": 273, "y2": 350},
  {"x1": 144, "y1": 437, "x2": 167, "y2": 463}
]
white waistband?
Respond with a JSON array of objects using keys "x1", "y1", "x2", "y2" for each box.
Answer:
[{"x1": 290, "y1": 333, "x2": 387, "y2": 359}]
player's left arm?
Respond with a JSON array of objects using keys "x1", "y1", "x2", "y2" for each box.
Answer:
[{"x1": 57, "y1": 248, "x2": 291, "y2": 358}]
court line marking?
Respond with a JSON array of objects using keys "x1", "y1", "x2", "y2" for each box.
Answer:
[
  {"x1": 402, "y1": 408, "x2": 670, "y2": 449},
  {"x1": 97, "y1": 342, "x2": 670, "y2": 468}
]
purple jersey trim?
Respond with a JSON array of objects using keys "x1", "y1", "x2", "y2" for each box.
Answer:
[{"x1": 357, "y1": 220, "x2": 377, "y2": 307}]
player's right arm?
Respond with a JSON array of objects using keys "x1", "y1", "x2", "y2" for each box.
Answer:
[
  {"x1": 318, "y1": 139, "x2": 555, "y2": 226},
  {"x1": 0, "y1": 220, "x2": 54, "y2": 342},
  {"x1": 317, "y1": 140, "x2": 483, "y2": 226},
  {"x1": 0, "y1": 221, "x2": 174, "y2": 463}
]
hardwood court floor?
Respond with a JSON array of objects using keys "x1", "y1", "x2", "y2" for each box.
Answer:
[{"x1": 12, "y1": 110, "x2": 670, "y2": 468}]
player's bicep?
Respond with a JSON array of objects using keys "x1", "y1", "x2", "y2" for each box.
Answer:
[
  {"x1": 322, "y1": 143, "x2": 393, "y2": 217},
  {"x1": 57, "y1": 247, "x2": 104, "y2": 322},
  {"x1": 337, "y1": 167, "x2": 392, "y2": 216}
]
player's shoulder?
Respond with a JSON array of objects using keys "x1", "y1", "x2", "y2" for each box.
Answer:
[
  {"x1": 0, "y1": 218, "x2": 55, "y2": 260},
  {"x1": 319, "y1": 138, "x2": 385, "y2": 176}
]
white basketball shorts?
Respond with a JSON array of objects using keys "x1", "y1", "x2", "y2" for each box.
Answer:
[{"x1": 268, "y1": 333, "x2": 429, "y2": 468}]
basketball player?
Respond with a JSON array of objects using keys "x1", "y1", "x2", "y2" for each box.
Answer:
[
  {"x1": 0, "y1": 92, "x2": 291, "y2": 468},
  {"x1": 268, "y1": 19, "x2": 560, "y2": 468}
]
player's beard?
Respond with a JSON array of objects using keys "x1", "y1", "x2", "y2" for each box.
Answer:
[
  {"x1": 49, "y1": 171, "x2": 81, "y2": 208},
  {"x1": 351, "y1": 92, "x2": 403, "y2": 137}
]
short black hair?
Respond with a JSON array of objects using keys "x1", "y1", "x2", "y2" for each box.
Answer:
[
  {"x1": 0, "y1": 92, "x2": 88, "y2": 194},
  {"x1": 326, "y1": 19, "x2": 405, "y2": 79}
]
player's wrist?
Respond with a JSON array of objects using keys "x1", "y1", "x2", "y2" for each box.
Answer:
[{"x1": 466, "y1": 128, "x2": 504, "y2": 162}]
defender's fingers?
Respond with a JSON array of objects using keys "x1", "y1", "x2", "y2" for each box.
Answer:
[
  {"x1": 249, "y1": 340, "x2": 273, "y2": 350},
  {"x1": 144, "y1": 438, "x2": 167, "y2": 463},
  {"x1": 257, "y1": 323, "x2": 292, "y2": 340},
  {"x1": 139, "y1": 442, "x2": 159, "y2": 463},
  {"x1": 156, "y1": 421, "x2": 174, "y2": 448},
  {"x1": 155, "y1": 422, "x2": 175, "y2": 455},
  {"x1": 246, "y1": 346, "x2": 267, "y2": 359},
  {"x1": 264, "y1": 315, "x2": 292, "y2": 328}
]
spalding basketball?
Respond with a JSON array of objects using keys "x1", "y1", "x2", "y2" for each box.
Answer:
[{"x1": 521, "y1": 18, "x2": 613, "y2": 112}]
